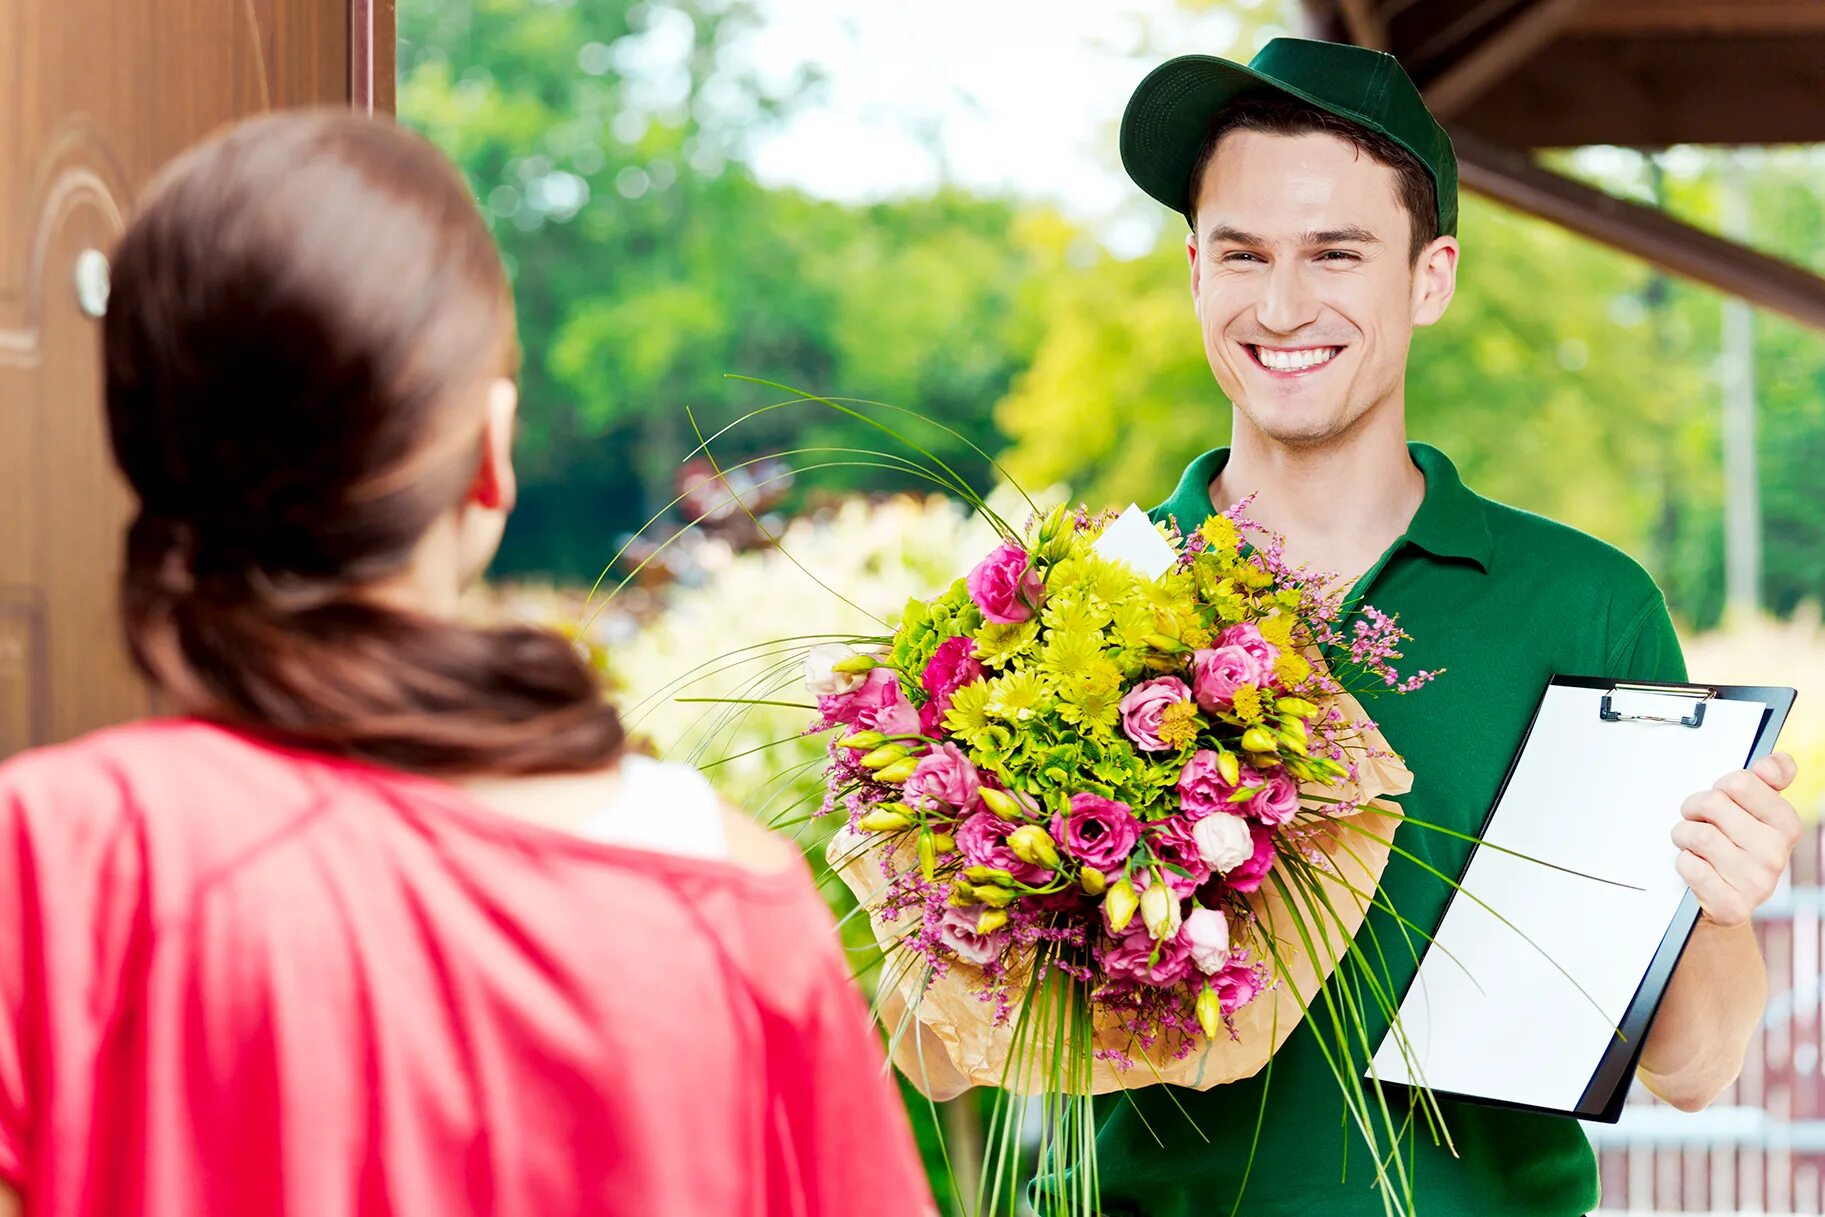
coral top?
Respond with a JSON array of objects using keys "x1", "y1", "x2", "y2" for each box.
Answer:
[{"x1": 0, "y1": 719, "x2": 933, "y2": 1217}]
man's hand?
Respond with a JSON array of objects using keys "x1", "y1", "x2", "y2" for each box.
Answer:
[{"x1": 1672, "y1": 753, "x2": 1802, "y2": 928}]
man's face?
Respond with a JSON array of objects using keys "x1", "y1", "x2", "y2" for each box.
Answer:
[{"x1": 1187, "y1": 129, "x2": 1456, "y2": 448}]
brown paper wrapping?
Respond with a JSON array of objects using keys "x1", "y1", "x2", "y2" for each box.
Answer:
[{"x1": 831, "y1": 687, "x2": 1412, "y2": 1097}]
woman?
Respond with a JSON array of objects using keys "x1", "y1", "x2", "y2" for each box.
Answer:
[{"x1": 0, "y1": 111, "x2": 933, "y2": 1217}]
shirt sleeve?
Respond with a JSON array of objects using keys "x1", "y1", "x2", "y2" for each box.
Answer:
[
  {"x1": 776, "y1": 883, "x2": 939, "y2": 1217},
  {"x1": 1606, "y1": 586, "x2": 1688, "y2": 685}
]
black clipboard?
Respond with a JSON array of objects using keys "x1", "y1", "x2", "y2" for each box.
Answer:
[{"x1": 1372, "y1": 674, "x2": 1796, "y2": 1123}]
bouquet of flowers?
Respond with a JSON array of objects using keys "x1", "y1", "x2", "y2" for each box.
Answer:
[{"x1": 809, "y1": 500, "x2": 1435, "y2": 1214}]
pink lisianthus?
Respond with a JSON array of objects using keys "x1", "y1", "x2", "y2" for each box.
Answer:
[
  {"x1": 1145, "y1": 816, "x2": 1212, "y2": 898},
  {"x1": 1176, "y1": 749, "x2": 1240, "y2": 819},
  {"x1": 1181, "y1": 907, "x2": 1232, "y2": 975},
  {"x1": 1215, "y1": 623, "x2": 1281, "y2": 685},
  {"x1": 1118, "y1": 676, "x2": 1194, "y2": 753},
  {"x1": 1246, "y1": 770, "x2": 1302, "y2": 826},
  {"x1": 1050, "y1": 793, "x2": 1140, "y2": 873},
  {"x1": 819, "y1": 667, "x2": 910, "y2": 733},
  {"x1": 1100, "y1": 919, "x2": 1195, "y2": 988},
  {"x1": 1213, "y1": 957, "x2": 1266, "y2": 1015},
  {"x1": 955, "y1": 812, "x2": 1052, "y2": 886},
  {"x1": 920, "y1": 636, "x2": 985, "y2": 737},
  {"x1": 936, "y1": 905, "x2": 1005, "y2": 966},
  {"x1": 1190, "y1": 645, "x2": 1263, "y2": 712},
  {"x1": 1222, "y1": 824, "x2": 1278, "y2": 894},
  {"x1": 904, "y1": 742, "x2": 981, "y2": 815},
  {"x1": 966, "y1": 540, "x2": 1045, "y2": 624}
]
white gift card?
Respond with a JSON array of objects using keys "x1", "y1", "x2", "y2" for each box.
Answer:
[{"x1": 1091, "y1": 504, "x2": 1178, "y2": 581}]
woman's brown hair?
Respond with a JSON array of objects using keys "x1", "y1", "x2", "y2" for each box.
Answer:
[{"x1": 103, "y1": 110, "x2": 625, "y2": 777}]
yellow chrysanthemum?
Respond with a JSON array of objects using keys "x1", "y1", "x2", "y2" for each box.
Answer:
[
  {"x1": 975, "y1": 620, "x2": 1041, "y2": 668},
  {"x1": 1044, "y1": 593, "x2": 1113, "y2": 636},
  {"x1": 1258, "y1": 613, "x2": 1296, "y2": 649},
  {"x1": 1110, "y1": 601, "x2": 1157, "y2": 650},
  {"x1": 1157, "y1": 700, "x2": 1200, "y2": 750},
  {"x1": 943, "y1": 679, "x2": 995, "y2": 741},
  {"x1": 1179, "y1": 621, "x2": 1214, "y2": 650},
  {"x1": 1274, "y1": 651, "x2": 1313, "y2": 689},
  {"x1": 1041, "y1": 629, "x2": 1106, "y2": 682},
  {"x1": 1198, "y1": 515, "x2": 1241, "y2": 556},
  {"x1": 1056, "y1": 678, "x2": 1123, "y2": 734},
  {"x1": 1232, "y1": 683, "x2": 1265, "y2": 724},
  {"x1": 1082, "y1": 555, "x2": 1141, "y2": 606},
  {"x1": 986, "y1": 670, "x2": 1050, "y2": 722}
]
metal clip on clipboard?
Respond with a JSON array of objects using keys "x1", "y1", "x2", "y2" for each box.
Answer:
[{"x1": 1598, "y1": 682, "x2": 1717, "y2": 729}]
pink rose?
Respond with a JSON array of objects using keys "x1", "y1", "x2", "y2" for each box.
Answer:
[
  {"x1": 1190, "y1": 645, "x2": 1263, "y2": 712},
  {"x1": 1213, "y1": 958, "x2": 1266, "y2": 1015},
  {"x1": 1050, "y1": 793, "x2": 1140, "y2": 873},
  {"x1": 1192, "y1": 812, "x2": 1253, "y2": 873},
  {"x1": 820, "y1": 667, "x2": 909, "y2": 732},
  {"x1": 1118, "y1": 676, "x2": 1194, "y2": 753},
  {"x1": 1216, "y1": 623, "x2": 1280, "y2": 684},
  {"x1": 1177, "y1": 749, "x2": 1240, "y2": 819},
  {"x1": 966, "y1": 540, "x2": 1045, "y2": 624},
  {"x1": 936, "y1": 905, "x2": 1004, "y2": 966},
  {"x1": 1181, "y1": 907, "x2": 1232, "y2": 974},
  {"x1": 954, "y1": 811, "x2": 1051, "y2": 886},
  {"x1": 904, "y1": 742, "x2": 981, "y2": 815},
  {"x1": 1099, "y1": 919, "x2": 1195, "y2": 988},
  {"x1": 1145, "y1": 816, "x2": 1212, "y2": 898},
  {"x1": 1222, "y1": 825, "x2": 1277, "y2": 894},
  {"x1": 1247, "y1": 770, "x2": 1301, "y2": 826}
]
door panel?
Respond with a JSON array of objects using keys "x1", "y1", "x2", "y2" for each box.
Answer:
[{"x1": 0, "y1": 0, "x2": 384, "y2": 756}]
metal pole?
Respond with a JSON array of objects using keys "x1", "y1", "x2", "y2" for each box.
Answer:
[{"x1": 1721, "y1": 159, "x2": 1762, "y2": 622}]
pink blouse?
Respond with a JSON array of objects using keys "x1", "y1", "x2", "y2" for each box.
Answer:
[{"x1": 0, "y1": 719, "x2": 934, "y2": 1216}]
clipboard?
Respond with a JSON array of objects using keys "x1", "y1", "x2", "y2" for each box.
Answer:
[{"x1": 1368, "y1": 674, "x2": 1796, "y2": 1122}]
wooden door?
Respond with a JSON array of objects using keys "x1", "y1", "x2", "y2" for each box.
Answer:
[{"x1": 0, "y1": 0, "x2": 394, "y2": 756}]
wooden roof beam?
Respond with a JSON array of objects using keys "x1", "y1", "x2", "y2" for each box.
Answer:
[
  {"x1": 1337, "y1": 0, "x2": 1389, "y2": 51},
  {"x1": 1453, "y1": 129, "x2": 1825, "y2": 332},
  {"x1": 1423, "y1": 0, "x2": 1593, "y2": 118},
  {"x1": 1571, "y1": 0, "x2": 1825, "y2": 37}
]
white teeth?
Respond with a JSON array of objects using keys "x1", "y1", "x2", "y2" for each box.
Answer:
[{"x1": 1254, "y1": 346, "x2": 1339, "y2": 372}]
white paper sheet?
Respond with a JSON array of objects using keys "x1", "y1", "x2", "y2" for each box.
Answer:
[
  {"x1": 1369, "y1": 684, "x2": 1770, "y2": 1112},
  {"x1": 1092, "y1": 504, "x2": 1178, "y2": 581}
]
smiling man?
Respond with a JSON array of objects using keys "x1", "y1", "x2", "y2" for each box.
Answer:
[{"x1": 1064, "y1": 37, "x2": 1804, "y2": 1217}]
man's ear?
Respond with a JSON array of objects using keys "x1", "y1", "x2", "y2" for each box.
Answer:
[
  {"x1": 1412, "y1": 234, "x2": 1459, "y2": 329},
  {"x1": 470, "y1": 377, "x2": 519, "y2": 512},
  {"x1": 1187, "y1": 229, "x2": 1203, "y2": 318}
]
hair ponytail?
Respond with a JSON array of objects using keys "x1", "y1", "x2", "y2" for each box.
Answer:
[{"x1": 106, "y1": 112, "x2": 625, "y2": 777}]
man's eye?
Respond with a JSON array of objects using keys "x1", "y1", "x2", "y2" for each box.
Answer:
[
  {"x1": 1318, "y1": 250, "x2": 1361, "y2": 262},
  {"x1": 1221, "y1": 251, "x2": 1263, "y2": 263}
]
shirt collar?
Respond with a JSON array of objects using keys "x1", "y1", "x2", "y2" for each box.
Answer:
[{"x1": 1151, "y1": 441, "x2": 1492, "y2": 573}]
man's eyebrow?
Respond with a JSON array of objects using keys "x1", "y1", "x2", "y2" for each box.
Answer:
[
  {"x1": 1202, "y1": 225, "x2": 1384, "y2": 247},
  {"x1": 1304, "y1": 226, "x2": 1382, "y2": 245},
  {"x1": 1204, "y1": 224, "x2": 1266, "y2": 246}
]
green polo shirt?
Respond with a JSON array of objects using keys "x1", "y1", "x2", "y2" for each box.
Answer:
[{"x1": 1079, "y1": 443, "x2": 1685, "y2": 1217}]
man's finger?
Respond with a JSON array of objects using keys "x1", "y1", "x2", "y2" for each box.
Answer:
[
  {"x1": 1752, "y1": 752, "x2": 1798, "y2": 794},
  {"x1": 1713, "y1": 768, "x2": 1802, "y2": 838}
]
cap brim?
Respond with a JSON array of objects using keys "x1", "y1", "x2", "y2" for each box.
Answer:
[{"x1": 1120, "y1": 54, "x2": 1365, "y2": 221}]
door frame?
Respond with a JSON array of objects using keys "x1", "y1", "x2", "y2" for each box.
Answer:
[{"x1": 351, "y1": 0, "x2": 396, "y2": 115}]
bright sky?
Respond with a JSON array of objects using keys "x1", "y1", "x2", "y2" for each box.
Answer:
[{"x1": 739, "y1": 0, "x2": 1292, "y2": 254}]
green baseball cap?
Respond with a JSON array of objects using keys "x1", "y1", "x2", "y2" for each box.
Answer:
[{"x1": 1121, "y1": 37, "x2": 1458, "y2": 237}]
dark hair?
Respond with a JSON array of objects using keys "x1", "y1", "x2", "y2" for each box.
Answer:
[
  {"x1": 1186, "y1": 94, "x2": 1439, "y2": 260},
  {"x1": 104, "y1": 110, "x2": 626, "y2": 777}
]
